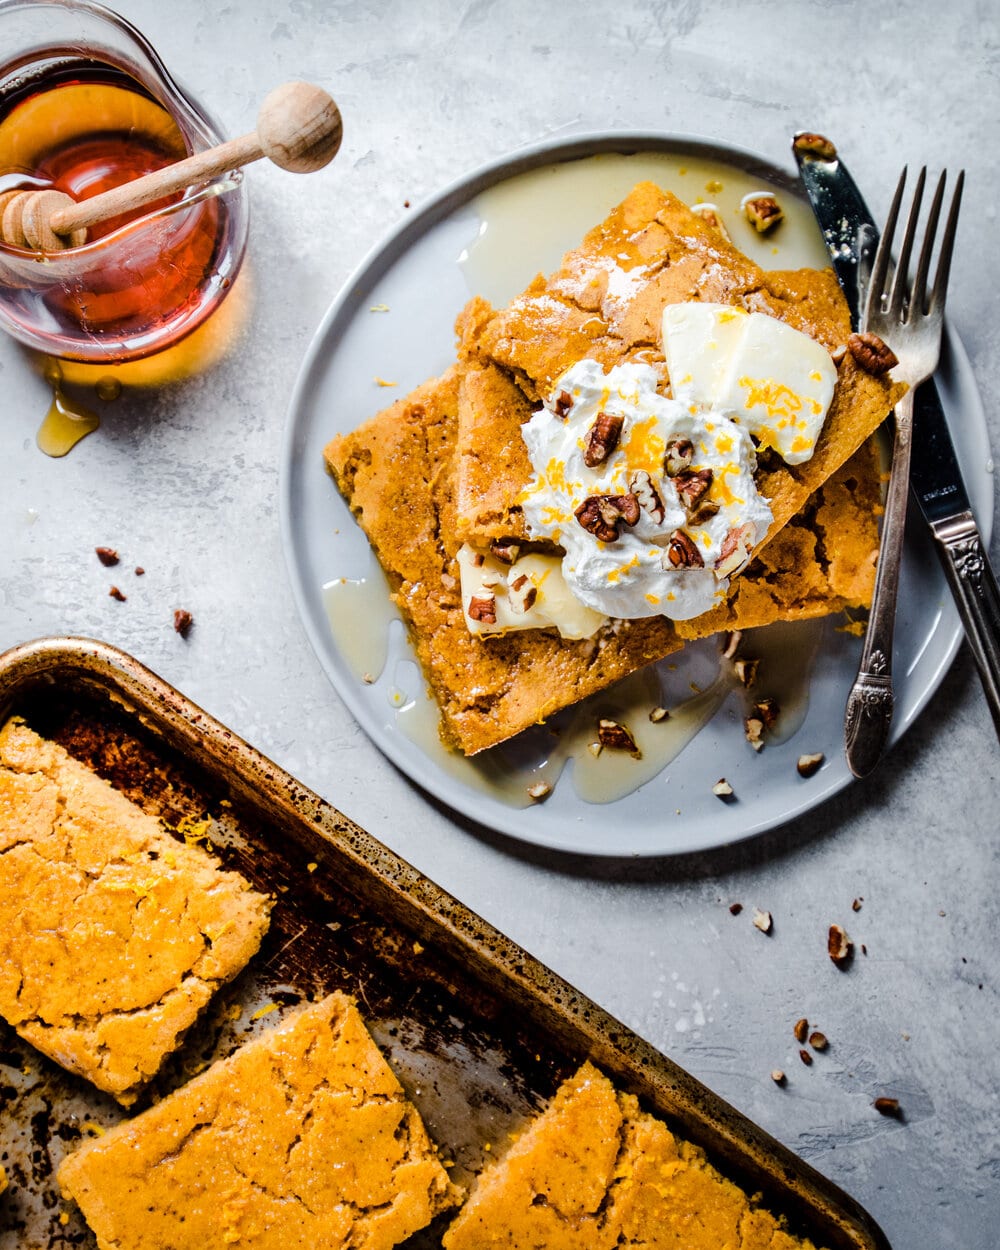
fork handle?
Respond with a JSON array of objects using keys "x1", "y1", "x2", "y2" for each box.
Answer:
[
  {"x1": 845, "y1": 391, "x2": 915, "y2": 777},
  {"x1": 930, "y1": 511, "x2": 1000, "y2": 738}
]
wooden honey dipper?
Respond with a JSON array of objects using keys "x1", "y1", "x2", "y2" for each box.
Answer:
[{"x1": 0, "y1": 80, "x2": 342, "y2": 251}]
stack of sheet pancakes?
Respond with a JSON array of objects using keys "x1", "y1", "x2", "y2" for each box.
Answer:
[{"x1": 326, "y1": 183, "x2": 898, "y2": 756}]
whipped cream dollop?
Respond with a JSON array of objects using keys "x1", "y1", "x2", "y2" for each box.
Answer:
[{"x1": 519, "y1": 359, "x2": 771, "y2": 621}]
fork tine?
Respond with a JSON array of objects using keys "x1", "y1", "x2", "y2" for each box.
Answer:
[
  {"x1": 888, "y1": 166, "x2": 926, "y2": 321},
  {"x1": 930, "y1": 169, "x2": 964, "y2": 316},
  {"x1": 864, "y1": 167, "x2": 906, "y2": 327},
  {"x1": 910, "y1": 170, "x2": 946, "y2": 320}
]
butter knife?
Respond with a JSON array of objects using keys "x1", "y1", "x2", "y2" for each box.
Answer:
[{"x1": 792, "y1": 132, "x2": 1000, "y2": 763}]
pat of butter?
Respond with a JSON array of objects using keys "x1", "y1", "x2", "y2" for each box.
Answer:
[
  {"x1": 457, "y1": 544, "x2": 606, "y2": 640},
  {"x1": 662, "y1": 304, "x2": 836, "y2": 465}
]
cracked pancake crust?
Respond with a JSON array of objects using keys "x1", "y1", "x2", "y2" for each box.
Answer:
[
  {"x1": 0, "y1": 717, "x2": 272, "y2": 1104},
  {"x1": 57, "y1": 993, "x2": 460, "y2": 1250},
  {"x1": 324, "y1": 369, "x2": 879, "y2": 756},
  {"x1": 442, "y1": 1062, "x2": 824, "y2": 1250}
]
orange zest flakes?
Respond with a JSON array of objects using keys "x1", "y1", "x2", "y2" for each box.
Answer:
[
  {"x1": 791, "y1": 435, "x2": 814, "y2": 455},
  {"x1": 374, "y1": 376, "x2": 397, "y2": 387},
  {"x1": 645, "y1": 593, "x2": 661, "y2": 606},
  {"x1": 620, "y1": 415, "x2": 670, "y2": 472},
  {"x1": 250, "y1": 1003, "x2": 279, "y2": 1021},
  {"x1": 738, "y1": 376, "x2": 806, "y2": 422}
]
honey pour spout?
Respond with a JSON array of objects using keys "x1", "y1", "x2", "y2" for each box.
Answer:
[{"x1": 0, "y1": 80, "x2": 343, "y2": 251}]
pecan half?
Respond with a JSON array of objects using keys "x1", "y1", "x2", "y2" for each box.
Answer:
[
  {"x1": 743, "y1": 193, "x2": 784, "y2": 233},
  {"x1": 598, "y1": 718, "x2": 641, "y2": 756},
  {"x1": 575, "y1": 493, "x2": 640, "y2": 542},
  {"x1": 467, "y1": 593, "x2": 497, "y2": 624},
  {"x1": 553, "y1": 389, "x2": 574, "y2": 418},
  {"x1": 674, "y1": 467, "x2": 713, "y2": 513},
  {"x1": 628, "y1": 470, "x2": 665, "y2": 524},
  {"x1": 583, "y1": 411, "x2": 625, "y2": 467},
  {"x1": 664, "y1": 528, "x2": 704, "y2": 569},
  {"x1": 508, "y1": 573, "x2": 537, "y2": 614},
  {"x1": 793, "y1": 131, "x2": 837, "y2": 161},
  {"x1": 848, "y1": 331, "x2": 898, "y2": 375},
  {"x1": 664, "y1": 437, "x2": 694, "y2": 477}
]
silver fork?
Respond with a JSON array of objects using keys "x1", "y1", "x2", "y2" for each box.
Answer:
[{"x1": 845, "y1": 166, "x2": 964, "y2": 777}]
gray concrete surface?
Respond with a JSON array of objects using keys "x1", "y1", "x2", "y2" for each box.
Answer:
[{"x1": 1, "y1": 2, "x2": 998, "y2": 1246}]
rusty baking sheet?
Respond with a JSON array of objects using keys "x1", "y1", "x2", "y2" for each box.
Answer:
[{"x1": 0, "y1": 636, "x2": 891, "y2": 1250}]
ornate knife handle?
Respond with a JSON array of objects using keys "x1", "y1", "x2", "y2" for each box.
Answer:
[
  {"x1": 931, "y1": 511, "x2": 1000, "y2": 739},
  {"x1": 845, "y1": 394, "x2": 914, "y2": 778}
]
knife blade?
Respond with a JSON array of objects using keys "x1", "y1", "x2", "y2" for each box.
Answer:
[{"x1": 793, "y1": 132, "x2": 1000, "y2": 739}]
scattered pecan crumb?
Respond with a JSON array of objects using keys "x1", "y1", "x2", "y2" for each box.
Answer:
[
  {"x1": 852, "y1": 897, "x2": 863, "y2": 912},
  {"x1": 770, "y1": 1069, "x2": 786, "y2": 1085},
  {"x1": 734, "y1": 658, "x2": 758, "y2": 688},
  {"x1": 527, "y1": 781, "x2": 551, "y2": 802},
  {"x1": 362, "y1": 672, "x2": 375, "y2": 684},
  {"x1": 96, "y1": 546, "x2": 119, "y2": 566},
  {"x1": 797, "y1": 752, "x2": 824, "y2": 778},
  {"x1": 744, "y1": 716, "x2": 765, "y2": 751},
  {"x1": 743, "y1": 193, "x2": 784, "y2": 233},
  {"x1": 793, "y1": 132, "x2": 838, "y2": 161},
  {"x1": 799, "y1": 1048, "x2": 813, "y2": 1066},
  {"x1": 553, "y1": 389, "x2": 573, "y2": 418},
  {"x1": 831, "y1": 343, "x2": 848, "y2": 365},
  {"x1": 587, "y1": 740, "x2": 603, "y2": 757},
  {"x1": 173, "y1": 608, "x2": 193, "y2": 638},
  {"x1": 713, "y1": 778, "x2": 735, "y2": 800},
  {"x1": 752, "y1": 697, "x2": 779, "y2": 729},
  {"x1": 793, "y1": 1017, "x2": 809, "y2": 1043},
  {"x1": 403, "y1": 199, "x2": 410, "y2": 208},
  {"x1": 874, "y1": 1096, "x2": 902, "y2": 1118},
  {"x1": 598, "y1": 719, "x2": 640, "y2": 756},
  {"x1": 720, "y1": 630, "x2": 742, "y2": 660},
  {"x1": 752, "y1": 907, "x2": 772, "y2": 934},
  {"x1": 134, "y1": 566, "x2": 145, "y2": 576},
  {"x1": 809, "y1": 1030, "x2": 829, "y2": 1051},
  {"x1": 109, "y1": 586, "x2": 126, "y2": 601},
  {"x1": 649, "y1": 706, "x2": 670, "y2": 723},
  {"x1": 828, "y1": 923, "x2": 854, "y2": 968},
  {"x1": 861, "y1": 943, "x2": 868, "y2": 956},
  {"x1": 848, "y1": 331, "x2": 898, "y2": 376},
  {"x1": 729, "y1": 902, "x2": 743, "y2": 916}
]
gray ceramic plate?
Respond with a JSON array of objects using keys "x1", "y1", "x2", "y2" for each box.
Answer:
[{"x1": 279, "y1": 132, "x2": 992, "y2": 857}]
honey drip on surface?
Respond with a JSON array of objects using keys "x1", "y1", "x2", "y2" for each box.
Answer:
[{"x1": 36, "y1": 364, "x2": 100, "y2": 457}]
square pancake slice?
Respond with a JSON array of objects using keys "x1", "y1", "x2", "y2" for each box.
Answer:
[
  {"x1": 58, "y1": 993, "x2": 460, "y2": 1250},
  {"x1": 443, "y1": 1061, "x2": 823, "y2": 1250},
  {"x1": 0, "y1": 716, "x2": 272, "y2": 1105},
  {"x1": 324, "y1": 365, "x2": 880, "y2": 756},
  {"x1": 458, "y1": 182, "x2": 900, "y2": 549}
]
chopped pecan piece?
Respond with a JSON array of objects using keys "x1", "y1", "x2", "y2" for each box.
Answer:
[
  {"x1": 575, "y1": 493, "x2": 640, "y2": 542},
  {"x1": 648, "y1": 706, "x2": 670, "y2": 724},
  {"x1": 688, "y1": 499, "x2": 721, "y2": 526},
  {"x1": 673, "y1": 467, "x2": 714, "y2": 513},
  {"x1": 173, "y1": 608, "x2": 193, "y2": 637},
  {"x1": 109, "y1": 586, "x2": 126, "y2": 602},
  {"x1": 729, "y1": 902, "x2": 743, "y2": 916},
  {"x1": 744, "y1": 716, "x2": 765, "y2": 751},
  {"x1": 793, "y1": 1017, "x2": 809, "y2": 1043},
  {"x1": 828, "y1": 923, "x2": 854, "y2": 968},
  {"x1": 628, "y1": 470, "x2": 665, "y2": 524},
  {"x1": 95, "y1": 546, "x2": 119, "y2": 567},
  {"x1": 734, "y1": 658, "x2": 759, "y2": 688},
  {"x1": 743, "y1": 193, "x2": 784, "y2": 233},
  {"x1": 809, "y1": 1030, "x2": 829, "y2": 1051},
  {"x1": 799, "y1": 1048, "x2": 813, "y2": 1067},
  {"x1": 771, "y1": 1069, "x2": 787, "y2": 1086},
  {"x1": 691, "y1": 202, "x2": 732, "y2": 243},
  {"x1": 583, "y1": 411, "x2": 625, "y2": 467},
  {"x1": 467, "y1": 594, "x2": 497, "y2": 624},
  {"x1": 848, "y1": 331, "x2": 898, "y2": 376},
  {"x1": 664, "y1": 529, "x2": 704, "y2": 569},
  {"x1": 752, "y1": 697, "x2": 779, "y2": 729},
  {"x1": 793, "y1": 131, "x2": 838, "y2": 161},
  {"x1": 597, "y1": 718, "x2": 640, "y2": 756},
  {"x1": 527, "y1": 781, "x2": 552, "y2": 801},
  {"x1": 716, "y1": 523, "x2": 756, "y2": 579},
  {"x1": 553, "y1": 389, "x2": 574, "y2": 418},
  {"x1": 796, "y1": 751, "x2": 825, "y2": 778},
  {"x1": 874, "y1": 1096, "x2": 902, "y2": 1117},
  {"x1": 508, "y1": 573, "x2": 537, "y2": 614},
  {"x1": 713, "y1": 778, "x2": 735, "y2": 800},
  {"x1": 720, "y1": 630, "x2": 742, "y2": 660},
  {"x1": 490, "y1": 539, "x2": 520, "y2": 565},
  {"x1": 664, "y1": 437, "x2": 694, "y2": 477},
  {"x1": 752, "y1": 907, "x2": 772, "y2": 934}
]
